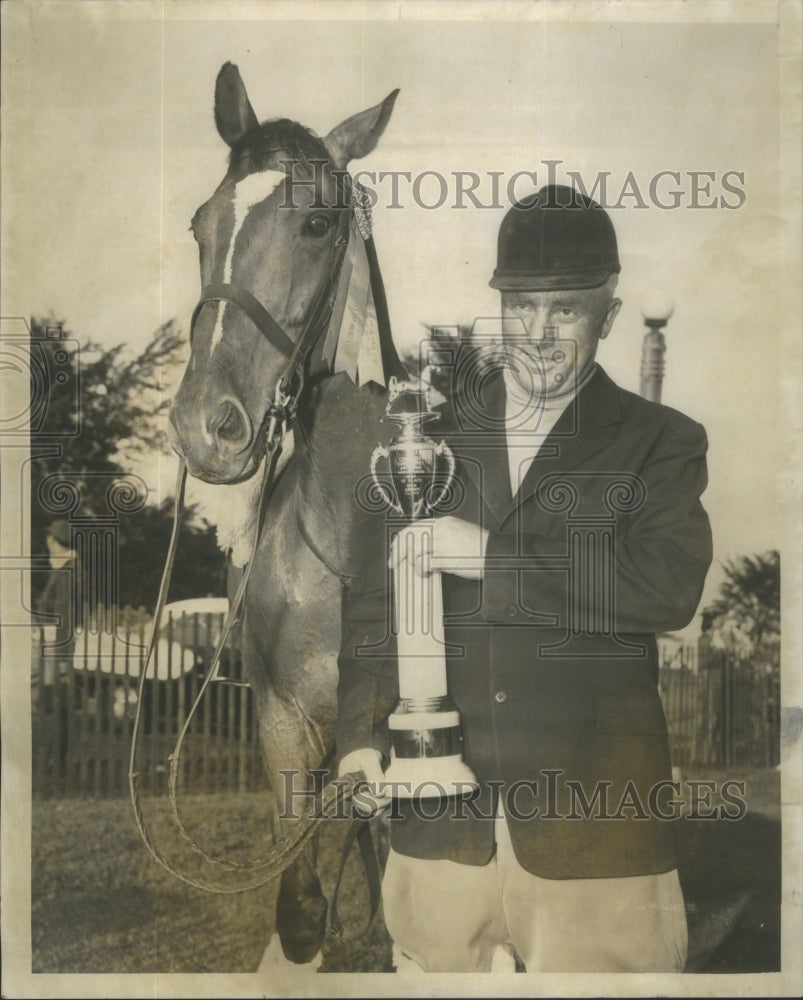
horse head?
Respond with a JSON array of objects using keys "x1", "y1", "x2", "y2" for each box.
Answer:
[{"x1": 169, "y1": 63, "x2": 398, "y2": 483}]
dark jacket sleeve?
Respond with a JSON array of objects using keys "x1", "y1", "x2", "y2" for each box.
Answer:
[
  {"x1": 483, "y1": 414, "x2": 713, "y2": 634},
  {"x1": 37, "y1": 572, "x2": 57, "y2": 615},
  {"x1": 37, "y1": 568, "x2": 70, "y2": 623},
  {"x1": 336, "y1": 522, "x2": 399, "y2": 764}
]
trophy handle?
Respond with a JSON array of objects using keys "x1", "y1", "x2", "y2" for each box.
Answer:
[
  {"x1": 370, "y1": 444, "x2": 404, "y2": 515},
  {"x1": 429, "y1": 440, "x2": 456, "y2": 512}
]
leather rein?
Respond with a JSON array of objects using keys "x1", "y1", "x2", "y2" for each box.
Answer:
[{"x1": 128, "y1": 182, "x2": 368, "y2": 895}]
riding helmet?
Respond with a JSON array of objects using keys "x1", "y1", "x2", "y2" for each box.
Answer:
[{"x1": 490, "y1": 184, "x2": 620, "y2": 292}]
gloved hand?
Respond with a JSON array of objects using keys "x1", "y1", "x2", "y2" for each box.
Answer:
[
  {"x1": 389, "y1": 516, "x2": 489, "y2": 580},
  {"x1": 338, "y1": 747, "x2": 391, "y2": 817}
]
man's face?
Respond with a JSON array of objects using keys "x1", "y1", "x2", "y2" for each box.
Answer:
[{"x1": 501, "y1": 284, "x2": 621, "y2": 400}]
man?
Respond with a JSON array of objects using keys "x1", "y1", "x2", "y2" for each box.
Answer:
[
  {"x1": 33, "y1": 519, "x2": 79, "y2": 767},
  {"x1": 337, "y1": 185, "x2": 712, "y2": 972},
  {"x1": 36, "y1": 519, "x2": 79, "y2": 676}
]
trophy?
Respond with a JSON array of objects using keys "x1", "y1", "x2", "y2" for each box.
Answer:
[{"x1": 370, "y1": 367, "x2": 479, "y2": 799}]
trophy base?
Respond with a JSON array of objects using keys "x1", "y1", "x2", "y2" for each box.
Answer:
[
  {"x1": 381, "y1": 704, "x2": 479, "y2": 799},
  {"x1": 381, "y1": 754, "x2": 479, "y2": 799}
]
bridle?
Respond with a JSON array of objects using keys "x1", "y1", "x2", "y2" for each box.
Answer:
[
  {"x1": 128, "y1": 169, "x2": 367, "y2": 894},
  {"x1": 190, "y1": 172, "x2": 353, "y2": 428}
]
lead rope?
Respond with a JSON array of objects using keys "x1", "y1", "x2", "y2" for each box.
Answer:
[
  {"x1": 129, "y1": 183, "x2": 366, "y2": 893},
  {"x1": 129, "y1": 397, "x2": 364, "y2": 893},
  {"x1": 164, "y1": 415, "x2": 283, "y2": 876}
]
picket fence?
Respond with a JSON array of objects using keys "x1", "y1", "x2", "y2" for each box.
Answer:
[
  {"x1": 658, "y1": 640, "x2": 780, "y2": 771},
  {"x1": 32, "y1": 611, "x2": 781, "y2": 798},
  {"x1": 32, "y1": 607, "x2": 266, "y2": 798}
]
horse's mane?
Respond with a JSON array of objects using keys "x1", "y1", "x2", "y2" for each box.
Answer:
[{"x1": 227, "y1": 118, "x2": 328, "y2": 178}]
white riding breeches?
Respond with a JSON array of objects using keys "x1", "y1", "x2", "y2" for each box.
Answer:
[{"x1": 381, "y1": 808, "x2": 688, "y2": 973}]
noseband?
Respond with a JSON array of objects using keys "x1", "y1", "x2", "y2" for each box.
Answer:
[
  {"x1": 189, "y1": 179, "x2": 353, "y2": 424},
  {"x1": 190, "y1": 282, "x2": 297, "y2": 361}
]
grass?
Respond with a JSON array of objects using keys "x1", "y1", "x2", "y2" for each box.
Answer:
[
  {"x1": 31, "y1": 790, "x2": 393, "y2": 974},
  {"x1": 31, "y1": 768, "x2": 780, "y2": 975},
  {"x1": 676, "y1": 767, "x2": 781, "y2": 973}
]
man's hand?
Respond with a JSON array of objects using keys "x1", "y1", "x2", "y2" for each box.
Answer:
[
  {"x1": 338, "y1": 747, "x2": 391, "y2": 816},
  {"x1": 389, "y1": 516, "x2": 489, "y2": 581}
]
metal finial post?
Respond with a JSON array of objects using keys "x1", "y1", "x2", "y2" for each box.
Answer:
[{"x1": 639, "y1": 296, "x2": 674, "y2": 403}]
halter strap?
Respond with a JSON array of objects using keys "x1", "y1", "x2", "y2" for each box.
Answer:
[
  {"x1": 188, "y1": 200, "x2": 351, "y2": 413},
  {"x1": 191, "y1": 283, "x2": 296, "y2": 360},
  {"x1": 279, "y1": 206, "x2": 351, "y2": 397}
]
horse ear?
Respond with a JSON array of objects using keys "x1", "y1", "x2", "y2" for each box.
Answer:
[
  {"x1": 324, "y1": 90, "x2": 399, "y2": 167},
  {"x1": 214, "y1": 62, "x2": 259, "y2": 147}
]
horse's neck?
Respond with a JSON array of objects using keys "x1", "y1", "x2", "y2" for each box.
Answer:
[{"x1": 294, "y1": 373, "x2": 387, "y2": 577}]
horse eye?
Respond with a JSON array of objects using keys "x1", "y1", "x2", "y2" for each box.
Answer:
[{"x1": 303, "y1": 214, "x2": 333, "y2": 237}]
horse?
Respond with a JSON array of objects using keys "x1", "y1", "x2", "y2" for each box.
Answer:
[{"x1": 167, "y1": 63, "x2": 403, "y2": 967}]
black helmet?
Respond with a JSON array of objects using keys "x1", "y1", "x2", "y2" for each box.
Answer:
[{"x1": 490, "y1": 184, "x2": 620, "y2": 292}]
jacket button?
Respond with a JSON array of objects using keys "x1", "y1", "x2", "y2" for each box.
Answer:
[
  {"x1": 507, "y1": 604, "x2": 518, "y2": 617},
  {"x1": 494, "y1": 690, "x2": 507, "y2": 704}
]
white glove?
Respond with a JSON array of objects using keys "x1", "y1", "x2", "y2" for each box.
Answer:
[{"x1": 338, "y1": 747, "x2": 391, "y2": 816}]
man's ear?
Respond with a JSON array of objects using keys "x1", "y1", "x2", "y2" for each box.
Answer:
[
  {"x1": 324, "y1": 90, "x2": 399, "y2": 169},
  {"x1": 599, "y1": 298, "x2": 622, "y2": 340},
  {"x1": 214, "y1": 62, "x2": 259, "y2": 148}
]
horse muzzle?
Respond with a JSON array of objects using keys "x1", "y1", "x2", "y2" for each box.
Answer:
[{"x1": 168, "y1": 394, "x2": 257, "y2": 483}]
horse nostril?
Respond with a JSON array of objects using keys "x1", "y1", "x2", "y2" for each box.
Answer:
[
  {"x1": 216, "y1": 403, "x2": 241, "y2": 440},
  {"x1": 207, "y1": 396, "x2": 252, "y2": 451}
]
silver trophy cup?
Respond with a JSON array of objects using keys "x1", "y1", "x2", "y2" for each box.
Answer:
[{"x1": 370, "y1": 369, "x2": 478, "y2": 799}]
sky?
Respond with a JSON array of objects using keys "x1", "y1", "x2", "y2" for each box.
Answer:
[{"x1": 3, "y1": 0, "x2": 799, "y2": 630}]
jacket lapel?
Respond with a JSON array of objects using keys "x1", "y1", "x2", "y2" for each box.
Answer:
[
  {"x1": 501, "y1": 365, "x2": 624, "y2": 522},
  {"x1": 444, "y1": 365, "x2": 624, "y2": 530},
  {"x1": 445, "y1": 371, "x2": 512, "y2": 530}
]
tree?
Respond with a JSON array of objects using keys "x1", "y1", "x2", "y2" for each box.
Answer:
[
  {"x1": 30, "y1": 315, "x2": 182, "y2": 505},
  {"x1": 30, "y1": 316, "x2": 226, "y2": 611},
  {"x1": 701, "y1": 551, "x2": 780, "y2": 654},
  {"x1": 116, "y1": 498, "x2": 228, "y2": 610}
]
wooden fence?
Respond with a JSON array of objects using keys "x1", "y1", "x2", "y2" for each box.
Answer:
[
  {"x1": 32, "y1": 613, "x2": 781, "y2": 798},
  {"x1": 658, "y1": 641, "x2": 781, "y2": 771},
  {"x1": 32, "y1": 607, "x2": 266, "y2": 798}
]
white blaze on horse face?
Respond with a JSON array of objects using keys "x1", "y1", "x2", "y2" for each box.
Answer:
[{"x1": 209, "y1": 169, "x2": 286, "y2": 356}]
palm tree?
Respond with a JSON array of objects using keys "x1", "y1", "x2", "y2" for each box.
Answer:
[{"x1": 701, "y1": 551, "x2": 780, "y2": 653}]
